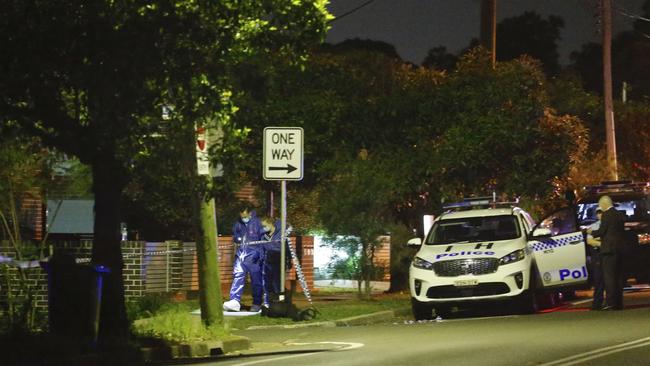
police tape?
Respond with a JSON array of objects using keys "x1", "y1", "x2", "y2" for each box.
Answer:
[
  {"x1": 0, "y1": 247, "x2": 200, "y2": 267},
  {"x1": 0, "y1": 241, "x2": 288, "y2": 267},
  {"x1": 0, "y1": 255, "x2": 42, "y2": 269},
  {"x1": 239, "y1": 238, "x2": 315, "y2": 306},
  {"x1": 285, "y1": 237, "x2": 315, "y2": 306},
  {"x1": 1, "y1": 240, "x2": 315, "y2": 304}
]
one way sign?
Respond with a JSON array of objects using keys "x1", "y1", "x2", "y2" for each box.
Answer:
[{"x1": 263, "y1": 127, "x2": 303, "y2": 181}]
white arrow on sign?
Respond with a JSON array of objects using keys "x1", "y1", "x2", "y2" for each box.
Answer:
[{"x1": 263, "y1": 127, "x2": 303, "y2": 181}]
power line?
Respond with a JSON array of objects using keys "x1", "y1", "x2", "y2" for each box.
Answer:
[
  {"x1": 329, "y1": 0, "x2": 377, "y2": 23},
  {"x1": 612, "y1": 1, "x2": 650, "y2": 22}
]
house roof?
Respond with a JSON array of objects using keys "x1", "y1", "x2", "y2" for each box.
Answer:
[{"x1": 46, "y1": 199, "x2": 94, "y2": 234}]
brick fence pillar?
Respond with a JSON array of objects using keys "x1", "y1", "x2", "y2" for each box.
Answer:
[{"x1": 121, "y1": 240, "x2": 144, "y2": 300}]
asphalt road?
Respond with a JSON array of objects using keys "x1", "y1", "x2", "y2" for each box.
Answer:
[{"x1": 185, "y1": 290, "x2": 650, "y2": 366}]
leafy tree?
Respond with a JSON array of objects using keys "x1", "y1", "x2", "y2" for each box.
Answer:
[
  {"x1": 615, "y1": 101, "x2": 650, "y2": 179},
  {"x1": 429, "y1": 49, "x2": 587, "y2": 200},
  {"x1": 234, "y1": 45, "x2": 589, "y2": 291},
  {"x1": 422, "y1": 46, "x2": 458, "y2": 71},
  {"x1": 547, "y1": 73, "x2": 603, "y2": 149},
  {"x1": 569, "y1": 42, "x2": 603, "y2": 95},
  {"x1": 318, "y1": 152, "x2": 406, "y2": 297},
  {"x1": 496, "y1": 11, "x2": 564, "y2": 75},
  {"x1": 235, "y1": 43, "x2": 443, "y2": 184},
  {"x1": 0, "y1": 138, "x2": 50, "y2": 332},
  {"x1": 321, "y1": 38, "x2": 402, "y2": 60},
  {"x1": 1, "y1": 0, "x2": 330, "y2": 337},
  {"x1": 570, "y1": 1, "x2": 650, "y2": 100},
  {"x1": 548, "y1": 74, "x2": 650, "y2": 182}
]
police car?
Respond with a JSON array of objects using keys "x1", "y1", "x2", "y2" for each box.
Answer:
[
  {"x1": 408, "y1": 198, "x2": 588, "y2": 319},
  {"x1": 577, "y1": 181, "x2": 650, "y2": 284}
]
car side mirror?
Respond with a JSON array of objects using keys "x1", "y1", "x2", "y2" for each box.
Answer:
[
  {"x1": 407, "y1": 238, "x2": 422, "y2": 247},
  {"x1": 531, "y1": 228, "x2": 552, "y2": 237}
]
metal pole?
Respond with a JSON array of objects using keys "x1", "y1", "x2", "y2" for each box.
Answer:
[
  {"x1": 280, "y1": 180, "x2": 287, "y2": 301},
  {"x1": 165, "y1": 241, "x2": 170, "y2": 292}
]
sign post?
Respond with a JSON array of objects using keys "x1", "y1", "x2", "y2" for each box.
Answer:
[
  {"x1": 263, "y1": 127, "x2": 303, "y2": 301},
  {"x1": 194, "y1": 123, "x2": 224, "y2": 325},
  {"x1": 196, "y1": 126, "x2": 210, "y2": 176}
]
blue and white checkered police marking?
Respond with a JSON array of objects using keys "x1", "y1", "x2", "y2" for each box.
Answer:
[{"x1": 529, "y1": 234, "x2": 583, "y2": 252}]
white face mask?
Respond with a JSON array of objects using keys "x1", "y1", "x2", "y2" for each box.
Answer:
[
  {"x1": 241, "y1": 217, "x2": 250, "y2": 224},
  {"x1": 263, "y1": 226, "x2": 272, "y2": 233}
]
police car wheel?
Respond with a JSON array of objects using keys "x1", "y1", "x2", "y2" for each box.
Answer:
[
  {"x1": 411, "y1": 297, "x2": 434, "y2": 320},
  {"x1": 516, "y1": 289, "x2": 539, "y2": 315},
  {"x1": 434, "y1": 305, "x2": 451, "y2": 318}
]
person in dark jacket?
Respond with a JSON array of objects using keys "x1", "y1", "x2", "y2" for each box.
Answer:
[
  {"x1": 588, "y1": 196, "x2": 627, "y2": 310},
  {"x1": 260, "y1": 217, "x2": 290, "y2": 306},
  {"x1": 586, "y1": 209, "x2": 605, "y2": 310},
  {"x1": 223, "y1": 206, "x2": 264, "y2": 312}
]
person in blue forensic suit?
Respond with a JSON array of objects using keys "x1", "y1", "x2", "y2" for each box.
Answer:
[
  {"x1": 260, "y1": 217, "x2": 290, "y2": 306},
  {"x1": 223, "y1": 206, "x2": 264, "y2": 312}
]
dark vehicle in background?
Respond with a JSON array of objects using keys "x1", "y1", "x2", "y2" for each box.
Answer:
[{"x1": 577, "y1": 181, "x2": 650, "y2": 284}]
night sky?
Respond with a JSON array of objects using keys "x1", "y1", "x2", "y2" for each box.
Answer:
[{"x1": 326, "y1": 0, "x2": 646, "y2": 64}]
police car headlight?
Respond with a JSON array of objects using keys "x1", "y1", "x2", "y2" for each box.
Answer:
[
  {"x1": 413, "y1": 256, "x2": 434, "y2": 270},
  {"x1": 499, "y1": 249, "x2": 525, "y2": 265}
]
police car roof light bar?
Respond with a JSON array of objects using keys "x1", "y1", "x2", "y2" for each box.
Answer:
[
  {"x1": 443, "y1": 196, "x2": 519, "y2": 211},
  {"x1": 443, "y1": 197, "x2": 492, "y2": 210},
  {"x1": 583, "y1": 181, "x2": 650, "y2": 194}
]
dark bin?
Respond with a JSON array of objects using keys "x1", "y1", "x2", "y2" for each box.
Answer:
[{"x1": 41, "y1": 253, "x2": 110, "y2": 345}]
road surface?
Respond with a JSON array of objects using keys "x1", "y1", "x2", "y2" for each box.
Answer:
[{"x1": 177, "y1": 289, "x2": 650, "y2": 366}]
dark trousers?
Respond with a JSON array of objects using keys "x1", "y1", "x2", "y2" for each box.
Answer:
[
  {"x1": 590, "y1": 250, "x2": 605, "y2": 309},
  {"x1": 602, "y1": 253, "x2": 624, "y2": 309},
  {"x1": 263, "y1": 251, "x2": 282, "y2": 303}
]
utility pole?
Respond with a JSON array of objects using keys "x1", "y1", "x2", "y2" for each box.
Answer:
[
  {"x1": 602, "y1": 0, "x2": 618, "y2": 180},
  {"x1": 480, "y1": 0, "x2": 497, "y2": 68},
  {"x1": 193, "y1": 122, "x2": 223, "y2": 326}
]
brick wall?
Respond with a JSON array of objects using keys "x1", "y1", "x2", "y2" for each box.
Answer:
[
  {"x1": 234, "y1": 183, "x2": 258, "y2": 204},
  {"x1": 122, "y1": 241, "x2": 145, "y2": 298},
  {"x1": 20, "y1": 191, "x2": 44, "y2": 241},
  {"x1": 0, "y1": 241, "x2": 49, "y2": 312},
  {"x1": 1, "y1": 237, "x2": 315, "y2": 316},
  {"x1": 373, "y1": 236, "x2": 391, "y2": 281},
  {"x1": 0, "y1": 240, "x2": 143, "y2": 313},
  {"x1": 182, "y1": 235, "x2": 314, "y2": 296}
]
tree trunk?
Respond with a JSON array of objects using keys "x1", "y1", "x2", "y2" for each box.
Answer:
[
  {"x1": 91, "y1": 155, "x2": 128, "y2": 342},
  {"x1": 195, "y1": 196, "x2": 223, "y2": 326},
  {"x1": 186, "y1": 120, "x2": 223, "y2": 326},
  {"x1": 360, "y1": 241, "x2": 372, "y2": 299},
  {"x1": 387, "y1": 244, "x2": 412, "y2": 293}
]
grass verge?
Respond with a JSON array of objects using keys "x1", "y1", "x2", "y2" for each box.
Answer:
[
  {"x1": 129, "y1": 291, "x2": 410, "y2": 340},
  {"x1": 226, "y1": 293, "x2": 410, "y2": 329}
]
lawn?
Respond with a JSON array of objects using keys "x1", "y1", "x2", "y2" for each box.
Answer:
[
  {"x1": 226, "y1": 292, "x2": 410, "y2": 329},
  {"x1": 130, "y1": 290, "x2": 411, "y2": 340}
]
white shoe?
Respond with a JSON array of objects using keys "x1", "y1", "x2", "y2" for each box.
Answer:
[{"x1": 223, "y1": 299, "x2": 241, "y2": 312}]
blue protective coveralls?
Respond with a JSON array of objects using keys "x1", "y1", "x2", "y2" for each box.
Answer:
[
  {"x1": 229, "y1": 211, "x2": 264, "y2": 305},
  {"x1": 262, "y1": 220, "x2": 290, "y2": 303}
]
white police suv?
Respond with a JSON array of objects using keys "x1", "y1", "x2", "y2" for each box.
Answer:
[{"x1": 408, "y1": 198, "x2": 588, "y2": 319}]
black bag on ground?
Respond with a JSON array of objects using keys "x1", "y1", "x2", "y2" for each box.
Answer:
[{"x1": 261, "y1": 298, "x2": 317, "y2": 321}]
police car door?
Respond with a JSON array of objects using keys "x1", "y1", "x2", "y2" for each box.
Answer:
[{"x1": 528, "y1": 207, "x2": 588, "y2": 288}]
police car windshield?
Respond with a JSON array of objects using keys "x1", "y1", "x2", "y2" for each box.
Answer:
[
  {"x1": 425, "y1": 215, "x2": 521, "y2": 245},
  {"x1": 578, "y1": 198, "x2": 650, "y2": 224}
]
